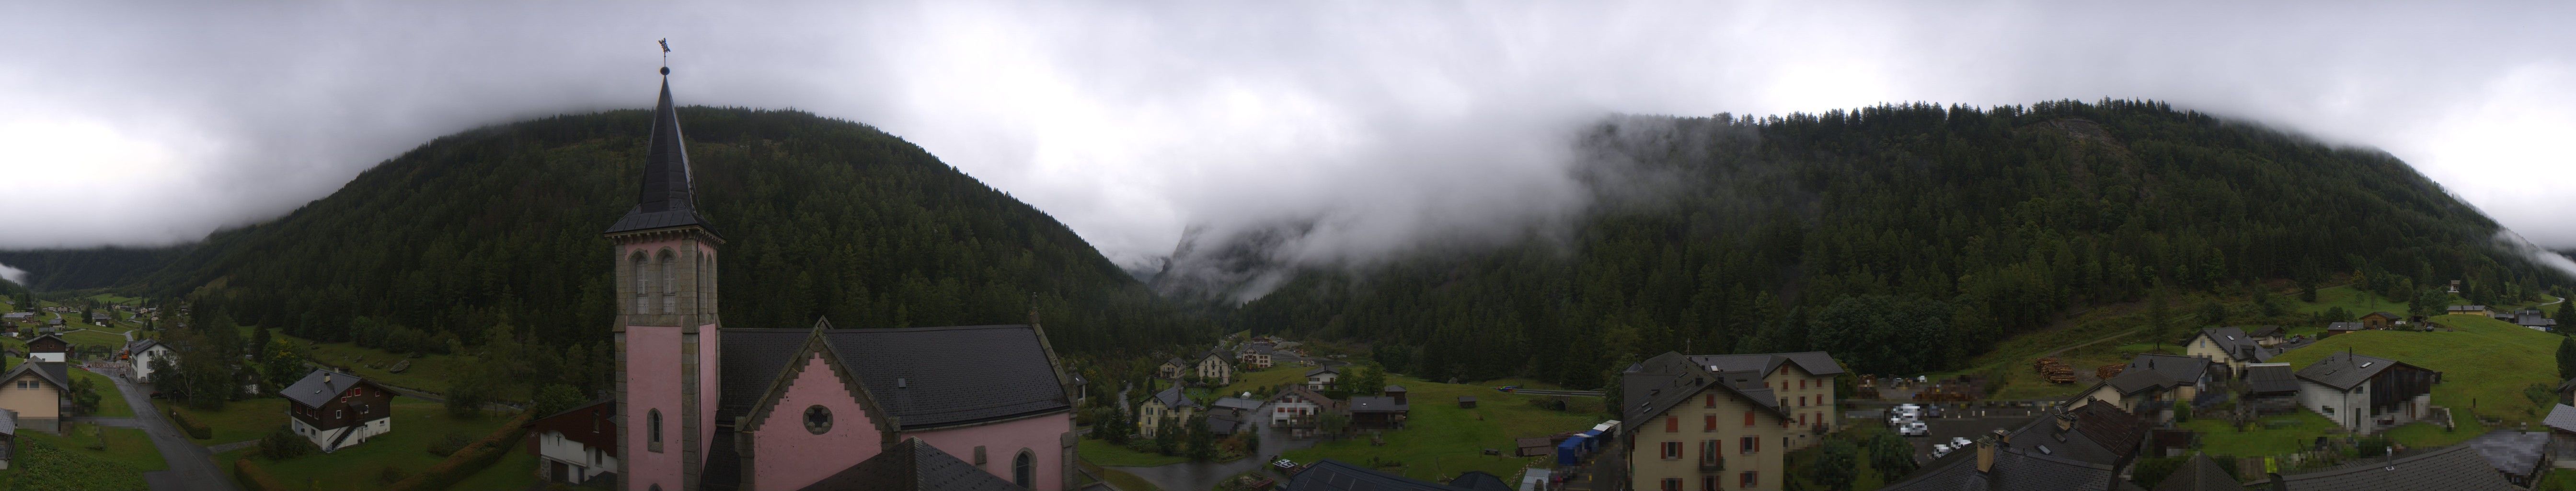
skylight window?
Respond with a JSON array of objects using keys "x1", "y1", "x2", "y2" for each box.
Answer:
[{"x1": 2360, "y1": 362, "x2": 2373, "y2": 368}]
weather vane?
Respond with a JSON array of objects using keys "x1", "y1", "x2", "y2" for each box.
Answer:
[{"x1": 658, "y1": 38, "x2": 671, "y2": 75}]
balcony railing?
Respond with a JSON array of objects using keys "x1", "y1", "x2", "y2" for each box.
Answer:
[{"x1": 1699, "y1": 456, "x2": 1725, "y2": 472}]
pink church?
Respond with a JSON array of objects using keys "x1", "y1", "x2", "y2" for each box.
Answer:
[{"x1": 604, "y1": 68, "x2": 1078, "y2": 491}]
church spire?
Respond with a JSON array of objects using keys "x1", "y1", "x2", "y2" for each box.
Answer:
[{"x1": 603, "y1": 61, "x2": 717, "y2": 238}]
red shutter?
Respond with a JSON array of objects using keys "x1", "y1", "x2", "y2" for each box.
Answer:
[
  {"x1": 1667, "y1": 417, "x2": 1679, "y2": 433},
  {"x1": 1743, "y1": 411, "x2": 1755, "y2": 427},
  {"x1": 1704, "y1": 394, "x2": 1715, "y2": 408},
  {"x1": 1703, "y1": 414, "x2": 1716, "y2": 431}
]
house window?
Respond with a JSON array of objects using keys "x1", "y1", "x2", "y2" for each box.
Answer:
[
  {"x1": 1701, "y1": 476, "x2": 1718, "y2": 491},
  {"x1": 1013, "y1": 450, "x2": 1036, "y2": 488},
  {"x1": 1798, "y1": 396, "x2": 1806, "y2": 406},
  {"x1": 1660, "y1": 478, "x2": 1682, "y2": 491},
  {"x1": 659, "y1": 251, "x2": 677, "y2": 315},
  {"x1": 1740, "y1": 436, "x2": 1758, "y2": 454},
  {"x1": 1662, "y1": 441, "x2": 1682, "y2": 459},
  {"x1": 632, "y1": 253, "x2": 651, "y2": 315},
  {"x1": 648, "y1": 409, "x2": 663, "y2": 449},
  {"x1": 1740, "y1": 472, "x2": 1757, "y2": 488}
]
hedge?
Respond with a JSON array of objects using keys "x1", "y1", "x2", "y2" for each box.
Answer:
[
  {"x1": 235, "y1": 458, "x2": 289, "y2": 491},
  {"x1": 171, "y1": 408, "x2": 214, "y2": 440},
  {"x1": 384, "y1": 410, "x2": 535, "y2": 491}
]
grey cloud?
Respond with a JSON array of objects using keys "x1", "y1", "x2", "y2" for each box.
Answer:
[{"x1": 2, "y1": 1, "x2": 2573, "y2": 274}]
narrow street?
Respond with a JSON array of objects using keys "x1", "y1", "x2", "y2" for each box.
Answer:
[
  {"x1": 96, "y1": 369, "x2": 241, "y2": 491},
  {"x1": 1109, "y1": 401, "x2": 1320, "y2": 491}
]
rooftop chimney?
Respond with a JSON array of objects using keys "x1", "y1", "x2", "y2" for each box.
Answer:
[{"x1": 1976, "y1": 432, "x2": 2001, "y2": 473}]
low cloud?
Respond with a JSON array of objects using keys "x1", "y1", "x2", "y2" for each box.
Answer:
[{"x1": 0, "y1": 262, "x2": 26, "y2": 286}]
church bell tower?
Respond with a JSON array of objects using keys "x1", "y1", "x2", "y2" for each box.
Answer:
[{"x1": 605, "y1": 63, "x2": 725, "y2": 491}]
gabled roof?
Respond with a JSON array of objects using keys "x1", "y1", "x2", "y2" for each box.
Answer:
[
  {"x1": 722, "y1": 324, "x2": 1073, "y2": 431},
  {"x1": 0, "y1": 362, "x2": 67, "y2": 392},
  {"x1": 603, "y1": 74, "x2": 716, "y2": 237},
  {"x1": 2197, "y1": 327, "x2": 2259, "y2": 360},
  {"x1": 1305, "y1": 365, "x2": 1342, "y2": 376},
  {"x1": 2004, "y1": 398, "x2": 2146, "y2": 466},
  {"x1": 2448, "y1": 305, "x2": 2488, "y2": 312},
  {"x1": 2242, "y1": 364, "x2": 2299, "y2": 394},
  {"x1": 794, "y1": 438, "x2": 1023, "y2": 491},
  {"x1": 2109, "y1": 354, "x2": 2208, "y2": 394},
  {"x1": 1166, "y1": 357, "x2": 1188, "y2": 367},
  {"x1": 2324, "y1": 322, "x2": 2363, "y2": 331},
  {"x1": 1270, "y1": 385, "x2": 1339, "y2": 408},
  {"x1": 280, "y1": 368, "x2": 379, "y2": 408},
  {"x1": 1210, "y1": 397, "x2": 1264, "y2": 412},
  {"x1": 1684, "y1": 351, "x2": 1847, "y2": 377},
  {"x1": 2151, "y1": 454, "x2": 2247, "y2": 491},
  {"x1": 24, "y1": 334, "x2": 67, "y2": 349},
  {"x1": 1151, "y1": 386, "x2": 1199, "y2": 410},
  {"x1": 125, "y1": 339, "x2": 163, "y2": 355},
  {"x1": 2248, "y1": 326, "x2": 2286, "y2": 338},
  {"x1": 2361, "y1": 311, "x2": 2402, "y2": 320},
  {"x1": 2462, "y1": 430, "x2": 2550, "y2": 479},
  {"x1": 1622, "y1": 352, "x2": 1786, "y2": 425},
  {"x1": 1286, "y1": 459, "x2": 1481, "y2": 491},
  {"x1": 1446, "y1": 471, "x2": 1514, "y2": 491},
  {"x1": 2294, "y1": 351, "x2": 2431, "y2": 391},
  {"x1": 2544, "y1": 404, "x2": 2576, "y2": 434},
  {"x1": 2273, "y1": 444, "x2": 2515, "y2": 491},
  {"x1": 1349, "y1": 396, "x2": 1406, "y2": 413}
]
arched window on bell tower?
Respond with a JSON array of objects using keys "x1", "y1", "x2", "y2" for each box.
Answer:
[
  {"x1": 698, "y1": 252, "x2": 715, "y2": 314},
  {"x1": 631, "y1": 251, "x2": 651, "y2": 315},
  {"x1": 658, "y1": 249, "x2": 678, "y2": 314}
]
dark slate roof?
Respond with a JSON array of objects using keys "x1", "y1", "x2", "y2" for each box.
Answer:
[
  {"x1": 25, "y1": 334, "x2": 67, "y2": 350},
  {"x1": 1879, "y1": 440, "x2": 2126, "y2": 491},
  {"x1": 2547, "y1": 404, "x2": 2576, "y2": 434},
  {"x1": 603, "y1": 76, "x2": 714, "y2": 236},
  {"x1": 125, "y1": 339, "x2": 161, "y2": 354},
  {"x1": 2107, "y1": 369, "x2": 2178, "y2": 395},
  {"x1": 2325, "y1": 322, "x2": 2363, "y2": 331},
  {"x1": 794, "y1": 438, "x2": 1023, "y2": 491},
  {"x1": 2274, "y1": 444, "x2": 2517, "y2": 491},
  {"x1": 2152, "y1": 454, "x2": 2247, "y2": 491},
  {"x1": 2243, "y1": 364, "x2": 2299, "y2": 394},
  {"x1": 701, "y1": 423, "x2": 742, "y2": 491},
  {"x1": 2199, "y1": 327, "x2": 2259, "y2": 361},
  {"x1": 2248, "y1": 326, "x2": 2287, "y2": 338},
  {"x1": 1152, "y1": 386, "x2": 1198, "y2": 410},
  {"x1": 2363, "y1": 311, "x2": 2402, "y2": 320},
  {"x1": 1306, "y1": 366, "x2": 1341, "y2": 376},
  {"x1": 1684, "y1": 351, "x2": 1847, "y2": 377},
  {"x1": 1349, "y1": 396, "x2": 1406, "y2": 413},
  {"x1": 2125, "y1": 354, "x2": 2207, "y2": 385},
  {"x1": 1622, "y1": 352, "x2": 1785, "y2": 425},
  {"x1": 723, "y1": 324, "x2": 1072, "y2": 431},
  {"x1": 0, "y1": 362, "x2": 69, "y2": 393},
  {"x1": 1446, "y1": 471, "x2": 1513, "y2": 491},
  {"x1": 1285, "y1": 459, "x2": 1478, "y2": 491},
  {"x1": 2294, "y1": 351, "x2": 2418, "y2": 391},
  {"x1": 1211, "y1": 397, "x2": 1264, "y2": 412},
  {"x1": 2462, "y1": 430, "x2": 2550, "y2": 478},
  {"x1": 280, "y1": 368, "x2": 370, "y2": 408},
  {"x1": 2004, "y1": 399, "x2": 2147, "y2": 466}
]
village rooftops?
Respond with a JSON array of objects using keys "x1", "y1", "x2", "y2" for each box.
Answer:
[
  {"x1": 281, "y1": 368, "x2": 373, "y2": 408},
  {"x1": 1875, "y1": 433, "x2": 2124, "y2": 491},
  {"x1": 2294, "y1": 351, "x2": 2431, "y2": 391},
  {"x1": 715, "y1": 324, "x2": 1073, "y2": 431},
  {"x1": 2242, "y1": 364, "x2": 2299, "y2": 394},
  {"x1": 0, "y1": 362, "x2": 67, "y2": 392},
  {"x1": 1151, "y1": 386, "x2": 1198, "y2": 410},
  {"x1": 1210, "y1": 397, "x2": 1263, "y2": 412},
  {"x1": 2107, "y1": 354, "x2": 2209, "y2": 395},
  {"x1": 2325, "y1": 322, "x2": 2364, "y2": 332},
  {"x1": 2545, "y1": 404, "x2": 2576, "y2": 433},
  {"x1": 792, "y1": 437, "x2": 1022, "y2": 491},
  {"x1": 1622, "y1": 352, "x2": 1786, "y2": 424},
  {"x1": 2270, "y1": 444, "x2": 2515, "y2": 491},
  {"x1": 1348, "y1": 396, "x2": 1406, "y2": 413},
  {"x1": 2248, "y1": 326, "x2": 2287, "y2": 338},
  {"x1": 1305, "y1": 366, "x2": 1342, "y2": 376},
  {"x1": 2448, "y1": 305, "x2": 2489, "y2": 313},
  {"x1": 1684, "y1": 351, "x2": 1846, "y2": 376},
  {"x1": 1999, "y1": 398, "x2": 2147, "y2": 466},
  {"x1": 124, "y1": 339, "x2": 161, "y2": 355},
  {"x1": 2462, "y1": 430, "x2": 2550, "y2": 482}
]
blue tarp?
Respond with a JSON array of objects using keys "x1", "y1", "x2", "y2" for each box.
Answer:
[{"x1": 1555, "y1": 434, "x2": 1590, "y2": 466}]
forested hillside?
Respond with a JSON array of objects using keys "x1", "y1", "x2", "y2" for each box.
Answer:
[
  {"x1": 1222, "y1": 99, "x2": 2573, "y2": 387},
  {"x1": 133, "y1": 107, "x2": 1201, "y2": 355},
  {"x1": 0, "y1": 246, "x2": 186, "y2": 291}
]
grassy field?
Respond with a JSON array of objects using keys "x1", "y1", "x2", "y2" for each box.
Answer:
[
  {"x1": 165, "y1": 397, "x2": 292, "y2": 443},
  {"x1": 0, "y1": 438, "x2": 153, "y2": 491},
  {"x1": 2267, "y1": 314, "x2": 2559, "y2": 431},
  {"x1": 1216, "y1": 365, "x2": 1314, "y2": 399},
  {"x1": 2179, "y1": 411, "x2": 2341, "y2": 456},
  {"x1": 1078, "y1": 437, "x2": 1189, "y2": 467},
  {"x1": 22, "y1": 422, "x2": 172, "y2": 472},
  {"x1": 62, "y1": 328, "x2": 130, "y2": 350},
  {"x1": 73, "y1": 367, "x2": 134, "y2": 418},
  {"x1": 449, "y1": 446, "x2": 543, "y2": 490},
  {"x1": 1280, "y1": 374, "x2": 1604, "y2": 482},
  {"x1": 1080, "y1": 460, "x2": 1165, "y2": 491},
  {"x1": 2293, "y1": 285, "x2": 2408, "y2": 319},
  {"x1": 296, "y1": 337, "x2": 488, "y2": 399},
  {"x1": 253, "y1": 397, "x2": 516, "y2": 487}
]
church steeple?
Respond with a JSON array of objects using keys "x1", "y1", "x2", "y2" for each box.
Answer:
[{"x1": 604, "y1": 66, "x2": 717, "y2": 237}]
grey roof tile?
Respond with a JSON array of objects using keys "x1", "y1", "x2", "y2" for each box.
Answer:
[
  {"x1": 280, "y1": 368, "x2": 371, "y2": 408},
  {"x1": 2546, "y1": 404, "x2": 2576, "y2": 433},
  {"x1": 2294, "y1": 351, "x2": 2423, "y2": 390},
  {"x1": 794, "y1": 438, "x2": 1024, "y2": 491},
  {"x1": 2243, "y1": 364, "x2": 2299, "y2": 394},
  {"x1": 716, "y1": 329, "x2": 809, "y2": 420},
  {"x1": 2152, "y1": 454, "x2": 2247, "y2": 491},
  {"x1": 604, "y1": 77, "x2": 715, "y2": 237},
  {"x1": 821, "y1": 325, "x2": 1071, "y2": 429},
  {"x1": 2275, "y1": 444, "x2": 2516, "y2": 491},
  {"x1": 2462, "y1": 430, "x2": 2549, "y2": 478}
]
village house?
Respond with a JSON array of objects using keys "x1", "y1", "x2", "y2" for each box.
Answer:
[
  {"x1": 2001, "y1": 399, "x2": 2147, "y2": 467},
  {"x1": 601, "y1": 72, "x2": 1081, "y2": 491},
  {"x1": 2246, "y1": 326, "x2": 2287, "y2": 345},
  {"x1": 283, "y1": 368, "x2": 394, "y2": 451},
  {"x1": 2507, "y1": 309, "x2": 2558, "y2": 331},
  {"x1": 1883, "y1": 399, "x2": 2151, "y2": 491},
  {"x1": 1620, "y1": 351, "x2": 1796, "y2": 491},
  {"x1": 24, "y1": 335, "x2": 67, "y2": 363},
  {"x1": 2295, "y1": 351, "x2": 2439, "y2": 435},
  {"x1": 2359, "y1": 311, "x2": 2403, "y2": 330},
  {"x1": 0, "y1": 409, "x2": 14, "y2": 469},
  {"x1": 2544, "y1": 405, "x2": 2576, "y2": 468},
  {"x1": 1266, "y1": 385, "x2": 1337, "y2": 428},
  {"x1": 2185, "y1": 327, "x2": 2307, "y2": 372},
  {"x1": 1348, "y1": 387, "x2": 1408, "y2": 431},
  {"x1": 1194, "y1": 351, "x2": 1233, "y2": 386},
  {"x1": 1158, "y1": 357, "x2": 1189, "y2": 380},
  {"x1": 123, "y1": 339, "x2": 173, "y2": 383},
  {"x1": 1304, "y1": 366, "x2": 1342, "y2": 391},
  {"x1": 2448, "y1": 305, "x2": 2493, "y2": 316},
  {"x1": 2461, "y1": 429, "x2": 2552, "y2": 487},
  {"x1": 0, "y1": 362, "x2": 67, "y2": 433},
  {"x1": 526, "y1": 398, "x2": 619, "y2": 485},
  {"x1": 2239, "y1": 363, "x2": 2301, "y2": 414},
  {"x1": 2067, "y1": 353, "x2": 2215, "y2": 422},
  {"x1": 1682, "y1": 351, "x2": 1845, "y2": 449},
  {"x1": 87, "y1": 312, "x2": 108, "y2": 325},
  {"x1": 1238, "y1": 351, "x2": 1272, "y2": 370},
  {"x1": 1136, "y1": 386, "x2": 1198, "y2": 439},
  {"x1": 2268, "y1": 444, "x2": 2515, "y2": 491},
  {"x1": 1207, "y1": 396, "x2": 1263, "y2": 423}
]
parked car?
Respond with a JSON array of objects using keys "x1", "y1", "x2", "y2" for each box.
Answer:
[{"x1": 1900, "y1": 421, "x2": 1929, "y2": 436}]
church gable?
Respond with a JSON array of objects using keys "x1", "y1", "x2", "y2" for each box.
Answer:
[{"x1": 745, "y1": 349, "x2": 896, "y2": 491}]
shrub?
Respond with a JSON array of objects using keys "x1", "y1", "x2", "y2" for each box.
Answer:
[
  {"x1": 380, "y1": 465, "x2": 415, "y2": 484},
  {"x1": 170, "y1": 409, "x2": 216, "y2": 440},
  {"x1": 236, "y1": 459, "x2": 289, "y2": 491},
  {"x1": 258, "y1": 427, "x2": 320, "y2": 461},
  {"x1": 427, "y1": 431, "x2": 472, "y2": 457},
  {"x1": 384, "y1": 410, "x2": 534, "y2": 491}
]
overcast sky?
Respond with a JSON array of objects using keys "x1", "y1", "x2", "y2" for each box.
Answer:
[{"x1": 3, "y1": 1, "x2": 2573, "y2": 275}]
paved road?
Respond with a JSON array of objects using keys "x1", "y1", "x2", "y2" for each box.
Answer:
[
  {"x1": 1110, "y1": 403, "x2": 1320, "y2": 491},
  {"x1": 1502, "y1": 388, "x2": 1603, "y2": 397},
  {"x1": 98, "y1": 370, "x2": 241, "y2": 491}
]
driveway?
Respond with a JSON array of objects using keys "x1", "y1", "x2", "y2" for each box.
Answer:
[
  {"x1": 1109, "y1": 404, "x2": 1320, "y2": 491},
  {"x1": 96, "y1": 370, "x2": 241, "y2": 491}
]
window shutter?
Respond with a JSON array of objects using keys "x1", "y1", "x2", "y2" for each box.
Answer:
[
  {"x1": 1666, "y1": 417, "x2": 1679, "y2": 433},
  {"x1": 1743, "y1": 411, "x2": 1755, "y2": 427}
]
